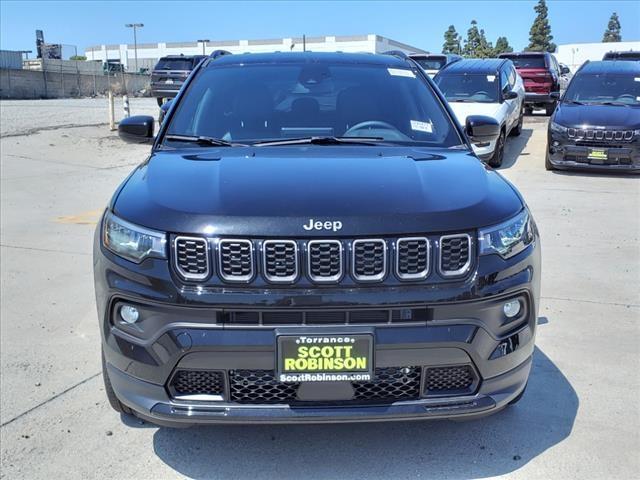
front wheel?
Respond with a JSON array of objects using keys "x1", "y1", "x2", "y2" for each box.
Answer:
[
  {"x1": 488, "y1": 131, "x2": 505, "y2": 168},
  {"x1": 102, "y1": 350, "x2": 133, "y2": 414},
  {"x1": 510, "y1": 107, "x2": 524, "y2": 137},
  {"x1": 545, "y1": 153, "x2": 555, "y2": 171},
  {"x1": 545, "y1": 102, "x2": 557, "y2": 116}
]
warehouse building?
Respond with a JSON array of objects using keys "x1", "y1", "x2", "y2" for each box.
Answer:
[
  {"x1": 555, "y1": 40, "x2": 640, "y2": 71},
  {"x1": 84, "y1": 34, "x2": 427, "y2": 71}
]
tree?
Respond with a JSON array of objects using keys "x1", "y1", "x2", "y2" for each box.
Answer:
[
  {"x1": 477, "y1": 29, "x2": 494, "y2": 58},
  {"x1": 442, "y1": 25, "x2": 461, "y2": 54},
  {"x1": 602, "y1": 12, "x2": 622, "y2": 42},
  {"x1": 494, "y1": 37, "x2": 513, "y2": 56},
  {"x1": 70, "y1": 55, "x2": 87, "y2": 61},
  {"x1": 463, "y1": 20, "x2": 482, "y2": 57},
  {"x1": 527, "y1": 0, "x2": 556, "y2": 52}
]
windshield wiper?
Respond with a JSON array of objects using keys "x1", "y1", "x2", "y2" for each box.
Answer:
[
  {"x1": 596, "y1": 101, "x2": 631, "y2": 107},
  {"x1": 449, "y1": 99, "x2": 473, "y2": 102},
  {"x1": 563, "y1": 100, "x2": 585, "y2": 105},
  {"x1": 164, "y1": 134, "x2": 244, "y2": 147},
  {"x1": 252, "y1": 136, "x2": 386, "y2": 147}
]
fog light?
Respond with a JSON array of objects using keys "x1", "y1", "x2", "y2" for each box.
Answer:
[
  {"x1": 120, "y1": 305, "x2": 139, "y2": 324},
  {"x1": 503, "y1": 299, "x2": 521, "y2": 319}
]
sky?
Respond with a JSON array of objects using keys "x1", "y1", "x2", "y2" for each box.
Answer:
[{"x1": 1, "y1": 0, "x2": 639, "y2": 56}]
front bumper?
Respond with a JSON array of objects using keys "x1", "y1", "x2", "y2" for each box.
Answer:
[
  {"x1": 95, "y1": 228, "x2": 541, "y2": 426},
  {"x1": 471, "y1": 140, "x2": 497, "y2": 160},
  {"x1": 150, "y1": 83, "x2": 181, "y2": 98},
  {"x1": 547, "y1": 131, "x2": 640, "y2": 172}
]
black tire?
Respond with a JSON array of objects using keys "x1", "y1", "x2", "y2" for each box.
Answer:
[
  {"x1": 488, "y1": 131, "x2": 505, "y2": 168},
  {"x1": 545, "y1": 153, "x2": 555, "y2": 171},
  {"x1": 545, "y1": 102, "x2": 557, "y2": 116},
  {"x1": 156, "y1": 97, "x2": 163, "y2": 107},
  {"x1": 510, "y1": 107, "x2": 524, "y2": 137},
  {"x1": 508, "y1": 383, "x2": 527, "y2": 405},
  {"x1": 102, "y1": 351, "x2": 133, "y2": 414}
]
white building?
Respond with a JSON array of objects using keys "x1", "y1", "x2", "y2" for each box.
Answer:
[
  {"x1": 555, "y1": 41, "x2": 640, "y2": 71},
  {"x1": 84, "y1": 34, "x2": 427, "y2": 71}
]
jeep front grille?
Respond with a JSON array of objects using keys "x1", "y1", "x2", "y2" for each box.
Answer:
[
  {"x1": 307, "y1": 240, "x2": 343, "y2": 282},
  {"x1": 172, "y1": 234, "x2": 473, "y2": 284},
  {"x1": 396, "y1": 237, "x2": 430, "y2": 280},
  {"x1": 567, "y1": 128, "x2": 634, "y2": 143},
  {"x1": 168, "y1": 369, "x2": 224, "y2": 400},
  {"x1": 263, "y1": 240, "x2": 298, "y2": 282},
  {"x1": 174, "y1": 236, "x2": 210, "y2": 280},
  {"x1": 439, "y1": 234, "x2": 471, "y2": 277},
  {"x1": 219, "y1": 239, "x2": 254, "y2": 282},
  {"x1": 352, "y1": 239, "x2": 386, "y2": 281}
]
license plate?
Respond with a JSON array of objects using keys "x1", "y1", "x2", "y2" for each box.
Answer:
[
  {"x1": 277, "y1": 334, "x2": 373, "y2": 382},
  {"x1": 587, "y1": 148, "x2": 608, "y2": 162}
]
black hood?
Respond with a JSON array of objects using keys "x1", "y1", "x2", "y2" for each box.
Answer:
[
  {"x1": 112, "y1": 146, "x2": 523, "y2": 236},
  {"x1": 554, "y1": 102, "x2": 640, "y2": 130}
]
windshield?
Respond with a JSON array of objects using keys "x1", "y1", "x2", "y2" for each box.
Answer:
[
  {"x1": 155, "y1": 58, "x2": 198, "y2": 70},
  {"x1": 501, "y1": 55, "x2": 546, "y2": 69},
  {"x1": 564, "y1": 73, "x2": 640, "y2": 105},
  {"x1": 414, "y1": 57, "x2": 447, "y2": 71},
  {"x1": 435, "y1": 74, "x2": 500, "y2": 103},
  {"x1": 165, "y1": 62, "x2": 462, "y2": 146}
]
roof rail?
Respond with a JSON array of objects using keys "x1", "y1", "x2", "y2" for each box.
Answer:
[
  {"x1": 209, "y1": 49, "x2": 232, "y2": 59},
  {"x1": 382, "y1": 50, "x2": 409, "y2": 60}
]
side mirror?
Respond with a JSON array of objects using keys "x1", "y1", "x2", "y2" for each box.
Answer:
[
  {"x1": 465, "y1": 115, "x2": 500, "y2": 144},
  {"x1": 561, "y1": 66, "x2": 570, "y2": 75},
  {"x1": 503, "y1": 90, "x2": 518, "y2": 101},
  {"x1": 549, "y1": 92, "x2": 561, "y2": 100},
  {"x1": 118, "y1": 115, "x2": 155, "y2": 144}
]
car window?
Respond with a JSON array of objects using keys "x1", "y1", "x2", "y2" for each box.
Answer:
[
  {"x1": 508, "y1": 66, "x2": 517, "y2": 87},
  {"x1": 564, "y1": 73, "x2": 640, "y2": 105},
  {"x1": 501, "y1": 55, "x2": 546, "y2": 69},
  {"x1": 166, "y1": 62, "x2": 463, "y2": 147},
  {"x1": 500, "y1": 69, "x2": 510, "y2": 92},
  {"x1": 435, "y1": 73, "x2": 500, "y2": 103},
  {"x1": 413, "y1": 57, "x2": 447, "y2": 70},
  {"x1": 155, "y1": 58, "x2": 196, "y2": 70}
]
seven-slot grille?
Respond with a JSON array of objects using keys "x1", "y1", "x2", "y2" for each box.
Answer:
[
  {"x1": 439, "y1": 234, "x2": 471, "y2": 276},
  {"x1": 396, "y1": 237, "x2": 430, "y2": 280},
  {"x1": 172, "y1": 235, "x2": 474, "y2": 283},
  {"x1": 352, "y1": 239, "x2": 386, "y2": 281},
  {"x1": 263, "y1": 240, "x2": 298, "y2": 282},
  {"x1": 174, "y1": 236, "x2": 210, "y2": 280},
  {"x1": 567, "y1": 128, "x2": 634, "y2": 142},
  {"x1": 307, "y1": 240, "x2": 343, "y2": 282},
  {"x1": 219, "y1": 239, "x2": 254, "y2": 282}
]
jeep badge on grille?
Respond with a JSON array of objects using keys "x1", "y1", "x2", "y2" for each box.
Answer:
[{"x1": 303, "y1": 219, "x2": 343, "y2": 232}]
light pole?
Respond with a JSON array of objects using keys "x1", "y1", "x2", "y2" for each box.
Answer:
[
  {"x1": 125, "y1": 23, "x2": 144, "y2": 73},
  {"x1": 197, "y1": 39, "x2": 209, "y2": 55}
]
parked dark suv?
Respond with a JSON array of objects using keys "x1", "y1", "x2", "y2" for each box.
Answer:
[
  {"x1": 96, "y1": 51, "x2": 541, "y2": 426},
  {"x1": 499, "y1": 51, "x2": 561, "y2": 115},
  {"x1": 546, "y1": 60, "x2": 640, "y2": 172},
  {"x1": 150, "y1": 54, "x2": 206, "y2": 106}
]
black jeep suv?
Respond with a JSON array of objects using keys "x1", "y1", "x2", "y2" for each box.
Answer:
[
  {"x1": 547, "y1": 60, "x2": 640, "y2": 172},
  {"x1": 95, "y1": 52, "x2": 541, "y2": 426},
  {"x1": 150, "y1": 54, "x2": 206, "y2": 106}
]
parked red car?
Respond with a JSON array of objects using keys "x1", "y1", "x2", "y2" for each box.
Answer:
[{"x1": 499, "y1": 52, "x2": 561, "y2": 115}]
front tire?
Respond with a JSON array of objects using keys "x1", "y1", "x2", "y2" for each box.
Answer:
[
  {"x1": 488, "y1": 131, "x2": 505, "y2": 168},
  {"x1": 545, "y1": 102, "x2": 557, "y2": 116},
  {"x1": 545, "y1": 153, "x2": 555, "y2": 171},
  {"x1": 510, "y1": 107, "x2": 524, "y2": 137},
  {"x1": 102, "y1": 350, "x2": 133, "y2": 414}
]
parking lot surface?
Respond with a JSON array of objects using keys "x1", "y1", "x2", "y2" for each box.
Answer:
[{"x1": 1, "y1": 98, "x2": 638, "y2": 479}]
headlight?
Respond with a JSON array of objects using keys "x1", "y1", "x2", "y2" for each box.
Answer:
[
  {"x1": 102, "y1": 211, "x2": 167, "y2": 263},
  {"x1": 479, "y1": 210, "x2": 535, "y2": 259},
  {"x1": 549, "y1": 122, "x2": 568, "y2": 134}
]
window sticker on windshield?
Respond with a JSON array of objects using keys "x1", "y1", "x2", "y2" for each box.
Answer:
[
  {"x1": 388, "y1": 68, "x2": 416, "y2": 78},
  {"x1": 486, "y1": 75, "x2": 496, "y2": 82},
  {"x1": 410, "y1": 120, "x2": 433, "y2": 133}
]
